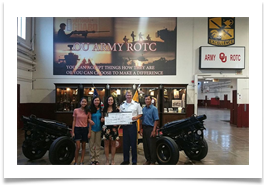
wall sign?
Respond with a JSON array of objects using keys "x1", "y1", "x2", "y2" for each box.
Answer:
[
  {"x1": 199, "y1": 46, "x2": 245, "y2": 69},
  {"x1": 208, "y1": 17, "x2": 235, "y2": 46},
  {"x1": 53, "y1": 17, "x2": 177, "y2": 76}
]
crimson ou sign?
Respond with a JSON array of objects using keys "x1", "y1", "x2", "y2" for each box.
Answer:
[{"x1": 199, "y1": 46, "x2": 245, "y2": 69}]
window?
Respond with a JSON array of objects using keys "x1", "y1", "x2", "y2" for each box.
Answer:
[
  {"x1": 17, "y1": 17, "x2": 34, "y2": 51},
  {"x1": 17, "y1": 17, "x2": 26, "y2": 39}
]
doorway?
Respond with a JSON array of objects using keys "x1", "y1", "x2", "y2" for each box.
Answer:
[{"x1": 195, "y1": 76, "x2": 244, "y2": 125}]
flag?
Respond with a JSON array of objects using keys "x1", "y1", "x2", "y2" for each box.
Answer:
[
  {"x1": 133, "y1": 89, "x2": 139, "y2": 102},
  {"x1": 93, "y1": 88, "x2": 98, "y2": 98},
  {"x1": 133, "y1": 90, "x2": 140, "y2": 132}
]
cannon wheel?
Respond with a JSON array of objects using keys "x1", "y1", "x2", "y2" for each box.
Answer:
[
  {"x1": 184, "y1": 138, "x2": 208, "y2": 161},
  {"x1": 22, "y1": 141, "x2": 47, "y2": 160},
  {"x1": 49, "y1": 136, "x2": 75, "y2": 165},
  {"x1": 156, "y1": 136, "x2": 179, "y2": 165}
]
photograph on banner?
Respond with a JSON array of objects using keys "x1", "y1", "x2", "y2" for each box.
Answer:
[{"x1": 53, "y1": 17, "x2": 177, "y2": 76}]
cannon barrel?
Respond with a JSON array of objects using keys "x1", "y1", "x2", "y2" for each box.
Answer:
[
  {"x1": 159, "y1": 114, "x2": 207, "y2": 135},
  {"x1": 21, "y1": 115, "x2": 72, "y2": 137},
  {"x1": 195, "y1": 114, "x2": 207, "y2": 121}
]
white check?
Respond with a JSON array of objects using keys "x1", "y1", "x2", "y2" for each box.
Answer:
[{"x1": 104, "y1": 112, "x2": 133, "y2": 126}]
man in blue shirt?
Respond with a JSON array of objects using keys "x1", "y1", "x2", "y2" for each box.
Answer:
[{"x1": 140, "y1": 95, "x2": 159, "y2": 165}]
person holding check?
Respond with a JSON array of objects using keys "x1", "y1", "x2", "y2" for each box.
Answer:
[{"x1": 120, "y1": 90, "x2": 142, "y2": 165}]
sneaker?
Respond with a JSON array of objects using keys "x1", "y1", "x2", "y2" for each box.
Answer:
[
  {"x1": 73, "y1": 163, "x2": 77, "y2": 165},
  {"x1": 120, "y1": 161, "x2": 130, "y2": 165},
  {"x1": 80, "y1": 162, "x2": 84, "y2": 165}
]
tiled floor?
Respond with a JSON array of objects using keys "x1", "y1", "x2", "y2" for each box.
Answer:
[{"x1": 17, "y1": 107, "x2": 249, "y2": 165}]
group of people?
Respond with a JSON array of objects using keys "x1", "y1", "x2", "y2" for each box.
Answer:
[
  {"x1": 72, "y1": 90, "x2": 159, "y2": 165},
  {"x1": 122, "y1": 31, "x2": 152, "y2": 43}
]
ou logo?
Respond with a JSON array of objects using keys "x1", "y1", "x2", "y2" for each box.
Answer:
[{"x1": 219, "y1": 52, "x2": 227, "y2": 63}]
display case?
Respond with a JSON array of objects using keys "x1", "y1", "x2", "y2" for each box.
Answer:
[
  {"x1": 54, "y1": 83, "x2": 188, "y2": 127},
  {"x1": 109, "y1": 84, "x2": 134, "y2": 108},
  {"x1": 55, "y1": 84, "x2": 80, "y2": 112},
  {"x1": 161, "y1": 84, "x2": 188, "y2": 126},
  {"x1": 163, "y1": 86, "x2": 186, "y2": 114},
  {"x1": 83, "y1": 84, "x2": 107, "y2": 105},
  {"x1": 138, "y1": 85, "x2": 160, "y2": 109}
]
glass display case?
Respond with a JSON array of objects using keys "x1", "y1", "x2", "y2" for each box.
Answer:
[
  {"x1": 110, "y1": 84, "x2": 134, "y2": 108},
  {"x1": 163, "y1": 86, "x2": 187, "y2": 114},
  {"x1": 138, "y1": 85, "x2": 160, "y2": 109},
  {"x1": 83, "y1": 84, "x2": 106, "y2": 105},
  {"x1": 161, "y1": 84, "x2": 188, "y2": 126},
  {"x1": 54, "y1": 83, "x2": 188, "y2": 127},
  {"x1": 55, "y1": 84, "x2": 79, "y2": 112}
]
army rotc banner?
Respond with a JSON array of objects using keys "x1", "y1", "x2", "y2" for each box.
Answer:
[
  {"x1": 208, "y1": 17, "x2": 235, "y2": 46},
  {"x1": 53, "y1": 17, "x2": 177, "y2": 76}
]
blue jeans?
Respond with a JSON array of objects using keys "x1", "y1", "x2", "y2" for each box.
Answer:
[{"x1": 122, "y1": 122, "x2": 137, "y2": 163}]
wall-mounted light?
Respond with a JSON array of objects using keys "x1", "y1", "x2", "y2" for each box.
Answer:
[
  {"x1": 66, "y1": 88, "x2": 71, "y2": 91},
  {"x1": 205, "y1": 78, "x2": 213, "y2": 81},
  {"x1": 150, "y1": 91, "x2": 154, "y2": 96}
]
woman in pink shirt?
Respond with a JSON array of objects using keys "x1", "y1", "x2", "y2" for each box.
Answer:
[{"x1": 72, "y1": 97, "x2": 90, "y2": 165}]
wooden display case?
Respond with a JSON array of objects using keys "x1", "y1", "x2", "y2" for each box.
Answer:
[
  {"x1": 109, "y1": 84, "x2": 135, "y2": 107},
  {"x1": 83, "y1": 84, "x2": 107, "y2": 105},
  {"x1": 54, "y1": 83, "x2": 188, "y2": 127},
  {"x1": 55, "y1": 84, "x2": 80, "y2": 112},
  {"x1": 161, "y1": 84, "x2": 188, "y2": 126}
]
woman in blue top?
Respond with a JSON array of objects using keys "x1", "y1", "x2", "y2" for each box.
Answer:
[{"x1": 88, "y1": 96, "x2": 102, "y2": 165}]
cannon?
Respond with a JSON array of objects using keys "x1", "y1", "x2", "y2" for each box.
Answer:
[
  {"x1": 21, "y1": 115, "x2": 75, "y2": 165},
  {"x1": 156, "y1": 114, "x2": 208, "y2": 165}
]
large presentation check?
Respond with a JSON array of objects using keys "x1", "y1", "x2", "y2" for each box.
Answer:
[{"x1": 104, "y1": 111, "x2": 133, "y2": 126}]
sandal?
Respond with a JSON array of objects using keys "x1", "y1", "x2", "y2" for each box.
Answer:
[
  {"x1": 94, "y1": 161, "x2": 99, "y2": 165},
  {"x1": 90, "y1": 161, "x2": 95, "y2": 165}
]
